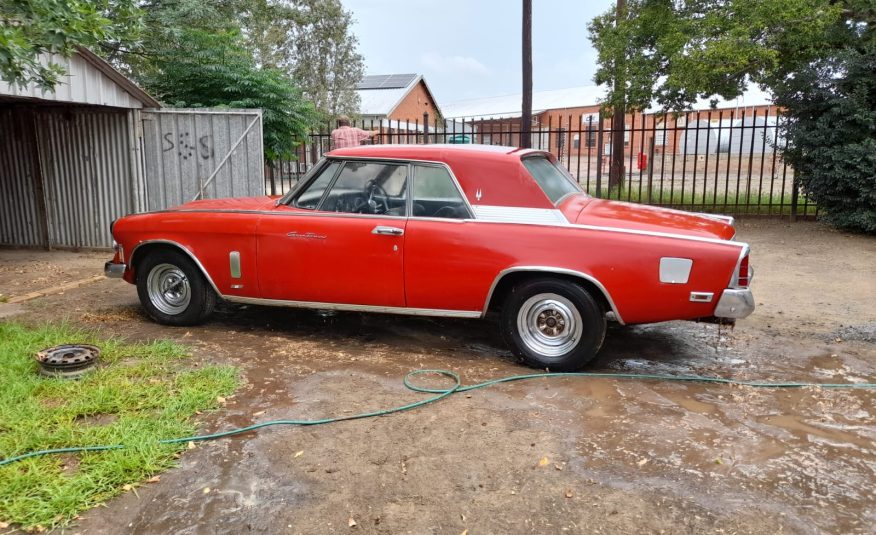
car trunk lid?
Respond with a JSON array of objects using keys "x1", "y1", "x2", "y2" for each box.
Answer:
[{"x1": 571, "y1": 197, "x2": 736, "y2": 240}]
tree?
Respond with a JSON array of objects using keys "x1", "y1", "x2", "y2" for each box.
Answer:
[
  {"x1": 143, "y1": 28, "x2": 317, "y2": 163},
  {"x1": 0, "y1": 0, "x2": 141, "y2": 89},
  {"x1": 589, "y1": 0, "x2": 876, "y2": 233},
  {"x1": 239, "y1": 0, "x2": 364, "y2": 118}
]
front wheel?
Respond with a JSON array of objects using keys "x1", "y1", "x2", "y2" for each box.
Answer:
[
  {"x1": 136, "y1": 249, "x2": 216, "y2": 326},
  {"x1": 501, "y1": 278, "x2": 606, "y2": 371}
]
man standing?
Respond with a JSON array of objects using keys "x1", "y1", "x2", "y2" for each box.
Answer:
[{"x1": 331, "y1": 116, "x2": 378, "y2": 148}]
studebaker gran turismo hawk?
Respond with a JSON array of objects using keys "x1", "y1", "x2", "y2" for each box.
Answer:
[{"x1": 106, "y1": 144, "x2": 754, "y2": 370}]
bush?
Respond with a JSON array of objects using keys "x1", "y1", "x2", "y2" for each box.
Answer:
[{"x1": 777, "y1": 45, "x2": 876, "y2": 233}]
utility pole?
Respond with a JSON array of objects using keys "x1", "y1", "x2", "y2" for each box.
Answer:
[
  {"x1": 609, "y1": 0, "x2": 626, "y2": 191},
  {"x1": 521, "y1": 0, "x2": 532, "y2": 148}
]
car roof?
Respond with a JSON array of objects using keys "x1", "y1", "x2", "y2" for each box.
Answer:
[{"x1": 325, "y1": 144, "x2": 558, "y2": 209}]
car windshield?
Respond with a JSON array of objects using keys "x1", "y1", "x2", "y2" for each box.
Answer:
[{"x1": 522, "y1": 156, "x2": 582, "y2": 204}]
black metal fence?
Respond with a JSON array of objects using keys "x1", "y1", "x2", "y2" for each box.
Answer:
[{"x1": 267, "y1": 110, "x2": 815, "y2": 219}]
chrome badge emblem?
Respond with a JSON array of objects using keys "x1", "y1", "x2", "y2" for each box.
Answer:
[{"x1": 475, "y1": 188, "x2": 483, "y2": 202}]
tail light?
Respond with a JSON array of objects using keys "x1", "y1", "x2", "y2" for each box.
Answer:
[{"x1": 736, "y1": 254, "x2": 751, "y2": 287}]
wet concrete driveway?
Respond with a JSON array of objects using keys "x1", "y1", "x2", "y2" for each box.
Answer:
[{"x1": 2, "y1": 220, "x2": 875, "y2": 534}]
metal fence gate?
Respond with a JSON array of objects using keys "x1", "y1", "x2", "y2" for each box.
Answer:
[{"x1": 141, "y1": 109, "x2": 264, "y2": 211}]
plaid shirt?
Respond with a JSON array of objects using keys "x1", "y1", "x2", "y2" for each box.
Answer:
[{"x1": 331, "y1": 126, "x2": 371, "y2": 149}]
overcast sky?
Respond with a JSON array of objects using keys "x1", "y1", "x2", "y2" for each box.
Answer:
[{"x1": 342, "y1": 0, "x2": 615, "y2": 104}]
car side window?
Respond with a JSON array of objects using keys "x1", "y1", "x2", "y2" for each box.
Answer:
[
  {"x1": 319, "y1": 161, "x2": 408, "y2": 216},
  {"x1": 293, "y1": 161, "x2": 341, "y2": 209},
  {"x1": 412, "y1": 165, "x2": 470, "y2": 219}
]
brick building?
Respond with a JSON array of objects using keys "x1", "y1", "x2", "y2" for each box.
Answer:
[
  {"x1": 442, "y1": 85, "x2": 779, "y2": 157},
  {"x1": 356, "y1": 74, "x2": 442, "y2": 129}
]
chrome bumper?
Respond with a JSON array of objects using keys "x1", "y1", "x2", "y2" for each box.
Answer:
[
  {"x1": 713, "y1": 288, "x2": 755, "y2": 319},
  {"x1": 104, "y1": 261, "x2": 126, "y2": 278}
]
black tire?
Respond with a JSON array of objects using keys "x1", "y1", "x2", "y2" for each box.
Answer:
[
  {"x1": 136, "y1": 249, "x2": 216, "y2": 326},
  {"x1": 500, "y1": 278, "x2": 606, "y2": 371}
]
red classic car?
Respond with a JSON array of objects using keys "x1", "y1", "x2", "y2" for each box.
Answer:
[{"x1": 106, "y1": 144, "x2": 754, "y2": 370}]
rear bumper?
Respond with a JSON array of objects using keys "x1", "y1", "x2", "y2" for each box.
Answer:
[
  {"x1": 713, "y1": 288, "x2": 755, "y2": 319},
  {"x1": 104, "y1": 261, "x2": 126, "y2": 278}
]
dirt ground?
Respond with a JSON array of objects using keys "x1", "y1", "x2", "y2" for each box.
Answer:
[{"x1": 1, "y1": 219, "x2": 874, "y2": 534}]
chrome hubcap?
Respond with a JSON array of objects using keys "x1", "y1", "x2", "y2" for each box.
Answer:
[
  {"x1": 147, "y1": 263, "x2": 190, "y2": 315},
  {"x1": 517, "y1": 293, "x2": 583, "y2": 357}
]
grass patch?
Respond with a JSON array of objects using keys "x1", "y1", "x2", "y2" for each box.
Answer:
[{"x1": 0, "y1": 322, "x2": 238, "y2": 531}]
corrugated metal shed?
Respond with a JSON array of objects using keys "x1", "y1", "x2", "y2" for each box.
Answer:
[
  {"x1": 0, "y1": 46, "x2": 159, "y2": 109},
  {"x1": 443, "y1": 86, "x2": 607, "y2": 120},
  {"x1": 0, "y1": 47, "x2": 156, "y2": 249}
]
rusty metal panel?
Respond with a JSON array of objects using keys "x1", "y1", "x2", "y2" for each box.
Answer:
[
  {"x1": 36, "y1": 108, "x2": 135, "y2": 248},
  {"x1": 0, "y1": 108, "x2": 42, "y2": 246},
  {"x1": 140, "y1": 109, "x2": 264, "y2": 211}
]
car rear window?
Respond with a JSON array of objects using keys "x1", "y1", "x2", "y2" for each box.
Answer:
[{"x1": 522, "y1": 156, "x2": 581, "y2": 204}]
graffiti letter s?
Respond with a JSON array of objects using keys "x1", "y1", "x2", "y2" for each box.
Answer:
[{"x1": 162, "y1": 132, "x2": 174, "y2": 152}]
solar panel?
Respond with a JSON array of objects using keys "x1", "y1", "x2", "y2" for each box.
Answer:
[{"x1": 357, "y1": 74, "x2": 418, "y2": 90}]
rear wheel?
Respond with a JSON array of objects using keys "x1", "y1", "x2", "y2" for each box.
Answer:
[
  {"x1": 501, "y1": 278, "x2": 606, "y2": 371},
  {"x1": 136, "y1": 249, "x2": 216, "y2": 326}
]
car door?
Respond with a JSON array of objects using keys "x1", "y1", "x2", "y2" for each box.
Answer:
[
  {"x1": 403, "y1": 163, "x2": 499, "y2": 313},
  {"x1": 257, "y1": 159, "x2": 408, "y2": 307}
]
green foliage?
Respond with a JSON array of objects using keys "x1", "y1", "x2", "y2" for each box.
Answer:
[
  {"x1": 141, "y1": 28, "x2": 317, "y2": 162},
  {"x1": 239, "y1": 0, "x2": 364, "y2": 118},
  {"x1": 0, "y1": 0, "x2": 141, "y2": 89},
  {"x1": 0, "y1": 322, "x2": 238, "y2": 530},
  {"x1": 588, "y1": 0, "x2": 876, "y2": 233},
  {"x1": 776, "y1": 44, "x2": 876, "y2": 232}
]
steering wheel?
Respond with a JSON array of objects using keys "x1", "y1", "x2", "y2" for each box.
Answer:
[{"x1": 365, "y1": 180, "x2": 390, "y2": 214}]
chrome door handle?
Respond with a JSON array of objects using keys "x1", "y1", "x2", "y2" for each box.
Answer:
[{"x1": 372, "y1": 225, "x2": 404, "y2": 236}]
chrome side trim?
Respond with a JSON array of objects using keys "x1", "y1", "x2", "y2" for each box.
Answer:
[
  {"x1": 570, "y1": 223, "x2": 747, "y2": 247},
  {"x1": 129, "y1": 239, "x2": 223, "y2": 296},
  {"x1": 151, "y1": 207, "x2": 747, "y2": 248},
  {"x1": 482, "y1": 266, "x2": 624, "y2": 324},
  {"x1": 229, "y1": 251, "x2": 241, "y2": 279},
  {"x1": 223, "y1": 295, "x2": 482, "y2": 318}
]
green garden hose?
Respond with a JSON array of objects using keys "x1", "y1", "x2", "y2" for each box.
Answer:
[{"x1": 1, "y1": 369, "x2": 874, "y2": 467}]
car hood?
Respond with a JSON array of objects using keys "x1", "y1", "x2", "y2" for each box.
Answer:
[
  {"x1": 575, "y1": 198, "x2": 736, "y2": 240},
  {"x1": 167, "y1": 196, "x2": 279, "y2": 212}
]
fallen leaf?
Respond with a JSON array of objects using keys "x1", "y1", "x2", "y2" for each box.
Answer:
[
  {"x1": 253, "y1": 410, "x2": 266, "y2": 416},
  {"x1": 637, "y1": 458, "x2": 649, "y2": 467},
  {"x1": 565, "y1": 489, "x2": 574, "y2": 498},
  {"x1": 714, "y1": 458, "x2": 723, "y2": 465},
  {"x1": 187, "y1": 441, "x2": 196, "y2": 450},
  {"x1": 216, "y1": 396, "x2": 227, "y2": 404},
  {"x1": 0, "y1": 521, "x2": 9, "y2": 528},
  {"x1": 122, "y1": 484, "x2": 134, "y2": 491},
  {"x1": 554, "y1": 463, "x2": 565, "y2": 471},
  {"x1": 460, "y1": 530, "x2": 468, "y2": 535},
  {"x1": 202, "y1": 487, "x2": 211, "y2": 494},
  {"x1": 537, "y1": 456, "x2": 549, "y2": 467},
  {"x1": 147, "y1": 476, "x2": 161, "y2": 483},
  {"x1": 348, "y1": 517, "x2": 357, "y2": 527},
  {"x1": 294, "y1": 450, "x2": 304, "y2": 458}
]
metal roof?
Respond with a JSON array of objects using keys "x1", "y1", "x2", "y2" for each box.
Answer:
[
  {"x1": 356, "y1": 73, "x2": 442, "y2": 118},
  {"x1": 443, "y1": 86, "x2": 606, "y2": 120},
  {"x1": 645, "y1": 86, "x2": 775, "y2": 114},
  {"x1": 357, "y1": 74, "x2": 419, "y2": 90},
  {"x1": 0, "y1": 46, "x2": 160, "y2": 109}
]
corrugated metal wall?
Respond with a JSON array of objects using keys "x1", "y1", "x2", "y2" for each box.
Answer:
[
  {"x1": 37, "y1": 108, "x2": 135, "y2": 248},
  {"x1": 0, "y1": 109, "x2": 43, "y2": 246},
  {"x1": 141, "y1": 109, "x2": 264, "y2": 211},
  {"x1": 0, "y1": 106, "x2": 135, "y2": 249}
]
